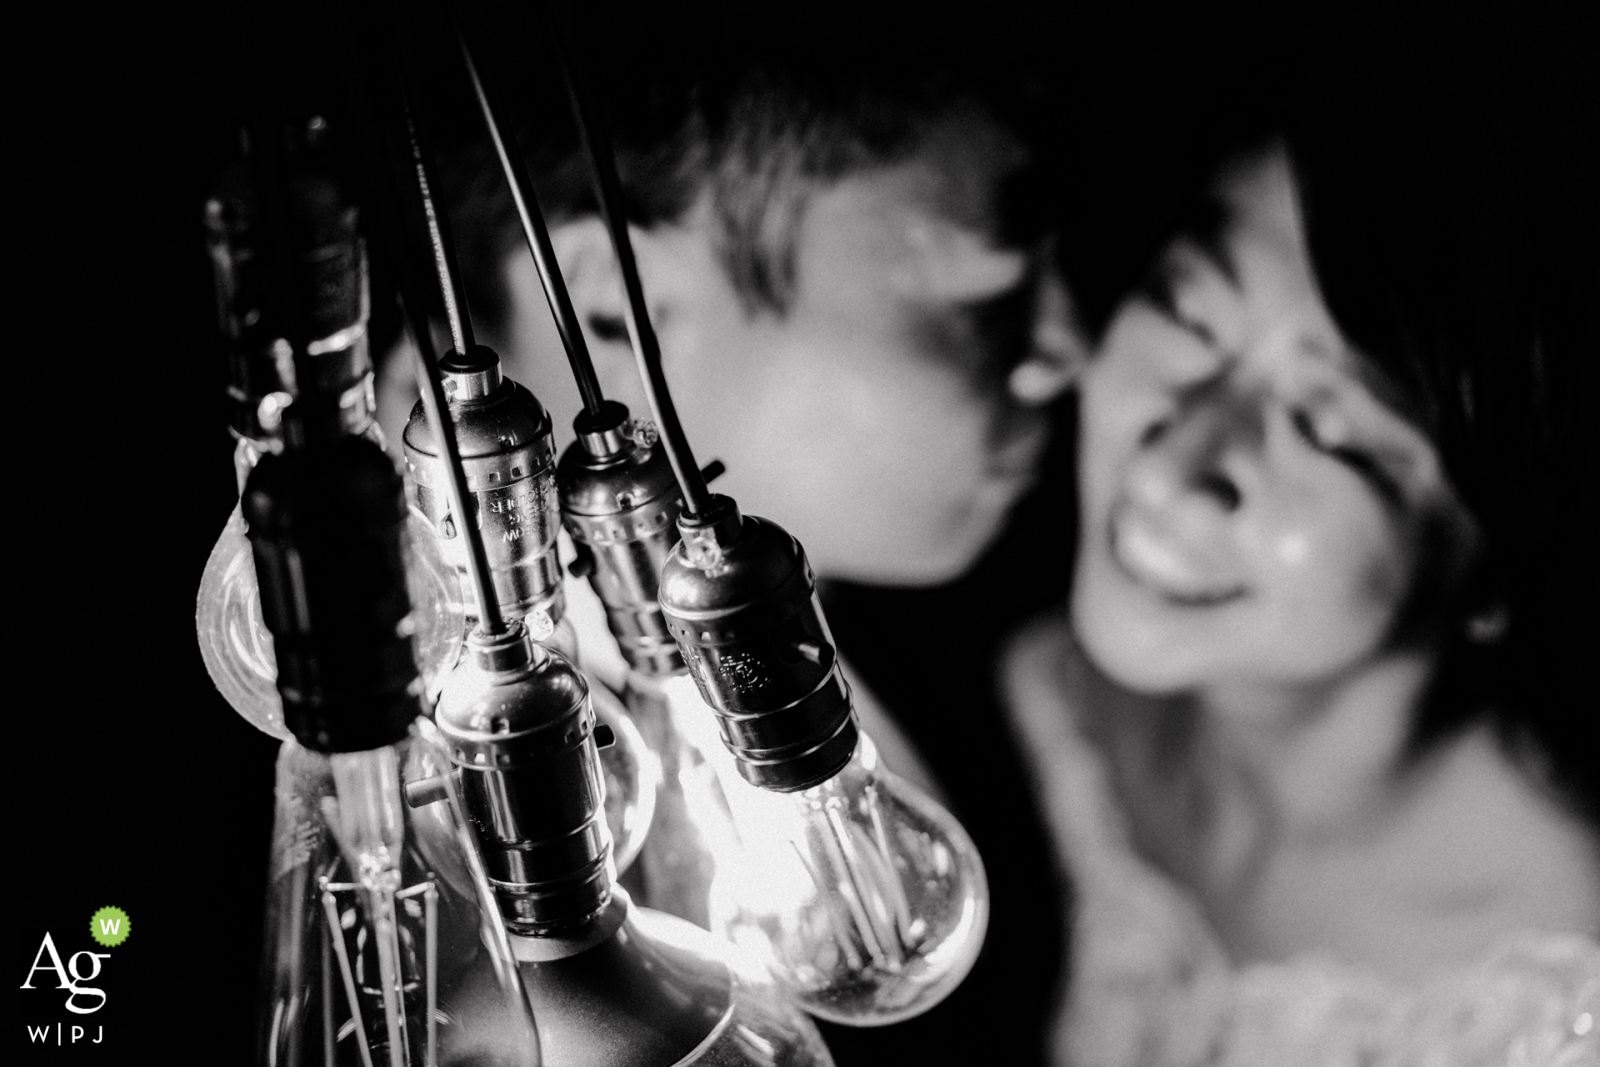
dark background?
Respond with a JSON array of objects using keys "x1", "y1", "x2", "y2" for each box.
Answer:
[{"x1": 15, "y1": 6, "x2": 281, "y2": 1062}]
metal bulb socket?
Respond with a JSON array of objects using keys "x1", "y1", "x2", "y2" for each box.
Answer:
[
  {"x1": 658, "y1": 495, "x2": 859, "y2": 792},
  {"x1": 434, "y1": 620, "x2": 613, "y2": 934},
  {"x1": 403, "y1": 348, "x2": 563, "y2": 631},
  {"x1": 205, "y1": 122, "x2": 374, "y2": 445},
  {"x1": 557, "y1": 400, "x2": 685, "y2": 675}
]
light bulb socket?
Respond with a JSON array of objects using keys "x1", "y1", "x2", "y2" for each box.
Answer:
[
  {"x1": 242, "y1": 435, "x2": 420, "y2": 753},
  {"x1": 402, "y1": 350, "x2": 563, "y2": 625},
  {"x1": 206, "y1": 123, "x2": 374, "y2": 444},
  {"x1": 439, "y1": 344, "x2": 503, "y2": 400},
  {"x1": 571, "y1": 398, "x2": 631, "y2": 458},
  {"x1": 435, "y1": 622, "x2": 613, "y2": 934},
  {"x1": 659, "y1": 498, "x2": 859, "y2": 792},
  {"x1": 557, "y1": 401, "x2": 686, "y2": 676}
]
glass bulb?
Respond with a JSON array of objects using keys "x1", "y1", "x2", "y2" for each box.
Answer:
[
  {"x1": 197, "y1": 501, "x2": 464, "y2": 739},
  {"x1": 260, "y1": 719, "x2": 541, "y2": 1066},
  {"x1": 624, "y1": 670, "x2": 743, "y2": 930},
  {"x1": 510, "y1": 891, "x2": 835, "y2": 1067},
  {"x1": 536, "y1": 616, "x2": 658, "y2": 877},
  {"x1": 706, "y1": 733, "x2": 989, "y2": 1027},
  {"x1": 591, "y1": 679, "x2": 658, "y2": 877}
]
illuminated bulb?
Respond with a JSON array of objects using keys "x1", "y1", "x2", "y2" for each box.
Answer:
[
  {"x1": 434, "y1": 622, "x2": 834, "y2": 1066},
  {"x1": 659, "y1": 496, "x2": 989, "y2": 1026},
  {"x1": 705, "y1": 733, "x2": 987, "y2": 1026},
  {"x1": 636, "y1": 671, "x2": 985, "y2": 1024},
  {"x1": 590, "y1": 668, "x2": 659, "y2": 876},
  {"x1": 247, "y1": 431, "x2": 539, "y2": 1066},
  {"x1": 619, "y1": 670, "x2": 743, "y2": 929}
]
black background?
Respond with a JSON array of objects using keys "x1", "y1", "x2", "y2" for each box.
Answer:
[{"x1": 15, "y1": 6, "x2": 281, "y2": 1061}]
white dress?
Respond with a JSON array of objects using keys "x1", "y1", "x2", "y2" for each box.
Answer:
[{"x1": 1000, "y1": 615, "x2": 1600, "y2": 1067}]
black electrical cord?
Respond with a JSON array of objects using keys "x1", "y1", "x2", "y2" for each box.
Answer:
[
  {"x1": 399, "y1": 100, "x2": 477, "y2": 358},
  {"x1": 335, "y1": 0, "x2": 507, "y2": 635},
  {"x1": 452, "y1": 17, "x2": 607, "y2": 419},
  {"x1": 544, "y1": 4, "x2": 714, "y2": 517}
]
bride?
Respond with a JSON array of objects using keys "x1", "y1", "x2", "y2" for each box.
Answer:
[{"x1": 1002, "y1": 90, "x2": 1599, "y2": 1067}]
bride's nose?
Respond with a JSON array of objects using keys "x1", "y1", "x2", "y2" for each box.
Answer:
[{"x1": 1125, "y1": 383, "x2": 1266, "y2": 521}]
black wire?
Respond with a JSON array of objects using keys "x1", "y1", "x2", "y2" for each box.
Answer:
[
  {"x1": 452, "y1": 16, "x2": 606, "y2": 418},
  {"x1": 398, "y1": 97, "x2": 476, "y2": 358},
  {"x1": 336, "y1": 0, "x2": 506, "y2": 634},
  {"x1": 545, "y1": 5, "x2": 713, "y2": 516}
]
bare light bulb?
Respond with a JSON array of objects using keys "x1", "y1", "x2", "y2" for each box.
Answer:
[
  {"x1": 245, "y1": 431, "x2": 540, "y2": 1067},
  {"x1": 262, "y1": 723, "x2": 542, "y2": 1066},
  {"x1": 196, "y1": 437, "x2": 464, "y2": 740},
  {"x1": 198, "y1": 124, "x2": 463, "y2": 737},
  {"x1": 434, "y1": 623, "x2": 834, "y2": 1066},
  {"x1": 658, "y1": 498, "x2": 990, "y2": 1026},
  {"x1": 705, "y1": 733, "x2": 987, "y2": 1026},
  {"x1": 590, "y1": 670, "x2": 659, "y2": 876},
  {"x1": 621, "y1": 670, "x2": 744, "y2": 930},
  {"x1": 646, "y1": 671, "x2": 987, "y2": 1023}
]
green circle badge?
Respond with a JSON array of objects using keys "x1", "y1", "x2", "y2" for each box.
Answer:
[{"x1": 90, "y1": 906, "x2": 131, "y2": 948}]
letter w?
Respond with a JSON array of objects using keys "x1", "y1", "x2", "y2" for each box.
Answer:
[
  {"x1": 98, "y1": 918, "x2": 121, "y2": 936},
  {"x1": 27, "y1": 1025, "x2": 50, "y2": 1043}
]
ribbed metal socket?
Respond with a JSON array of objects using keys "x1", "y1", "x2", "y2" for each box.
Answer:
[
  {"x1": 205, "y1": 137, "x2": 374, "y2": 444},
  {"x1": 658, "y1": 496, "x2": 858, "y2": 792},
  {"x1": 434, "y1": 622, "x2": 612, "y2": 934},
  {"x1": 402, "y1": 348, "x2": 563, "y2": 629},
  {"x1": 242, "y1": 435, "x2": 420, "y2": 753},
  {"x1": 558, "y1": 401, "x2": 685, "y2": 676}
]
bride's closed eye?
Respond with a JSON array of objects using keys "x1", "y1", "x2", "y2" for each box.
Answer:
[{"x1": 1287, "y1": 403, "x2": 1404, "y2": 504}]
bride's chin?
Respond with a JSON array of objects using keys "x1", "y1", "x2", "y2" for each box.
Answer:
[{"x1": 1069, "y1": 590, "x2": 1201, "y2": 697}]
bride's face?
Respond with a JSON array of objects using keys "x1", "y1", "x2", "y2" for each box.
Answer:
[{"x1": 1072, "y1": 148, "x2": 1477, "y2": 693}]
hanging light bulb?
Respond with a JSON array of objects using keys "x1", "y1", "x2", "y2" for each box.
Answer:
[
  {"x1": 516, "y1": 15, "x2": 988, "y2": 1020},
  {"x1": 247, "y1": 424, "x2": 541, "y2": 1067},
  {"x1": 195, "y1": 123, "x2": 462, "y2": 740},
  {"x1": 558, "y1": 399, "x2": 735, "y2": 928},
  {"x1": 196, "y1": 491, "x2": 462, "y2": 739},
  {"x1": 435, "y1": 618, "x2": 835, "y2": 1066},
  {"x1": 659, "y1": 498, "x2": 989, "y2": 1026},
  {"x1": 615, "y1": 669, "x2": 746, "y2": 929},
  {"x1": 402, "y1": 347, "x2": 656, "y2": 873}
]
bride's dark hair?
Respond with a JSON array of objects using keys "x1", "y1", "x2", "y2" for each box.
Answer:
[{"x1": 1288, "y1": 23, "x2": 1598, "y2": 821}]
